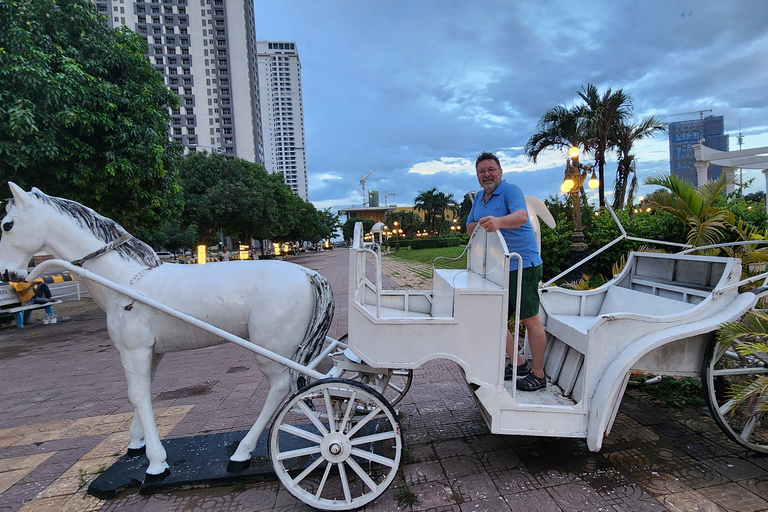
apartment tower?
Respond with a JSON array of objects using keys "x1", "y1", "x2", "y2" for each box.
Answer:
[
  {"x1": 95, "y1": 0, "x2": 264, "y2": 163},
  {"x1": 256, "y1": 41, "x2": 309, "y2": 200},
  {"x1": 669, "y1": 115, "x2": 729, "y2": 184}
]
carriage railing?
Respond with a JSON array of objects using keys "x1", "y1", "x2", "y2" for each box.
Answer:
[{"x1": 26, "y1": 259, "x2": 340, "y2": 380}]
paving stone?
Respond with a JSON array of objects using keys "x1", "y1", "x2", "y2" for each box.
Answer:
[{"x1": 2, "y1": 249, "x2": 768, "y2": 512}]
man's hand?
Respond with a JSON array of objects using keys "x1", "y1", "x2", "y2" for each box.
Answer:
[{"x1": 478, "y1": 216, "x2": 503, "y2": 232}]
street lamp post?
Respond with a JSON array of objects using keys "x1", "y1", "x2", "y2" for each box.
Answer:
[
  {"x1": 393, "y1": 221, "x2": 400, "y2": 251},
  {"x1": 561, "y1": 147, "x2": 599, "y2": 276}
]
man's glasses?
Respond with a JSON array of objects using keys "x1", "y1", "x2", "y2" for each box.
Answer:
[{"x1": 476, "y1": 167, "x2": 499, "y2": 175}]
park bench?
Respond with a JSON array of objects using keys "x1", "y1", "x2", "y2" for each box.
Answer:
[{"x1": 0, "y1": 282, "x2": 62, "y2": 328}]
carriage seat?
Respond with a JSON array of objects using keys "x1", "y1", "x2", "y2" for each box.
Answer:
[{"x1": 541, "y1": 252, "x2": 733, "y2": 353}]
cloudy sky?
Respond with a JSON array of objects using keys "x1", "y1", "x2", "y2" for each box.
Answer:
[{"x1": 253, "y1": 0, "x2": 768, "y2": 215}]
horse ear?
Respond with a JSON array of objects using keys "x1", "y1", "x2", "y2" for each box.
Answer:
[{"x1": 8, "y1": 182, "x2": 31, "y2": 211}]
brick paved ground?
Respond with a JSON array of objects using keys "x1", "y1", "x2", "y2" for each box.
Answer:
[{"x1": 0, "y1": 248, "x2": 766, "y2": 511}]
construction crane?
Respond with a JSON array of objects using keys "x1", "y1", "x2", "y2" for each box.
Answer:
[
  {"x1": 360, "y1": 169, "x2": 375, "y2": 207},
  {"x1": 383, "y1": 191, "x2": 396, "y2": 207},
  {"x1": 666, "y1": 109, "x2": 713, "y2": 120}
]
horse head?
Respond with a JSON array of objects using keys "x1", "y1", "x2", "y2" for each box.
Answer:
[{"x1": 0, "y1": 183, "x2": 49, "y2": 281}]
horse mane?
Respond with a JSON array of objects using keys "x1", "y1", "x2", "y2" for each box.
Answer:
[{"x1": 27, "y1": 189, "x2": 162, "y2": 269}]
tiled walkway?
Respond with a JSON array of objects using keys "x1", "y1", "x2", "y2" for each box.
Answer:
[{"x1": 0, "y1": 249, "x2": 766, "y2": 511}]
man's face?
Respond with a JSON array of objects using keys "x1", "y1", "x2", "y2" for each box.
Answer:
[{"x1": 476, "y1": 159, "x2": 503, "y2": 194}]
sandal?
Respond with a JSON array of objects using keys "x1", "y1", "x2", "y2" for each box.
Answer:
[
  {"x1": 516, "y1": 373, "x2": 546, "y2": 391},
  {"x1": 504, "y1": 361, "x2": 531, "y2": 380}
]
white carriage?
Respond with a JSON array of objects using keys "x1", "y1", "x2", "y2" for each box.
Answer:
[{"x1": 3, "y1": 183, "x2": 768, "y2": 511}]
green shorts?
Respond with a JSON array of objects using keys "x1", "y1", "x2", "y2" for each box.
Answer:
[{"x1": 508, "y1": 264, "x2": 543, "y2": 320}]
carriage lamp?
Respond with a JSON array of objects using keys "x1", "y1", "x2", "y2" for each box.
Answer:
[{"x1": 196, "y1": 244, "x2": 206, "y2": 264}]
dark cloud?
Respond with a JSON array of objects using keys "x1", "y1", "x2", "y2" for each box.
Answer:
[{"x1": 255, "y1": 0, "x2": 768, "y2": 213}]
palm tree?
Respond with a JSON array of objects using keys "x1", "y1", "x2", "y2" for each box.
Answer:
[
  {"x1": 578, "y1": 84, "x2": 632, "y2": 207},
  {"x1": 524, "y1": 105, "x2": 589, "y2": 163},
  {"x1": 434, "y1": 191, "x2": 458, "y2": 237},
  {"x1": 414, "y1": 188, "x2": 439, "y2": 234},
  {"x1": 643, "y1": 172, "x2": 735, "y2": 247},
  {"x1": 612, "y1": 116, "x2": 666, "y2": 209}
]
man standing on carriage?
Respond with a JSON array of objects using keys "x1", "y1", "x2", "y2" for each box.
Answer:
[{"x1": 466, "y1": 152, "x2": 547, "y2": 391}]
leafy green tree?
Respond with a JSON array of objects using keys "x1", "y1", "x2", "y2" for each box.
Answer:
[
  {"x1": 644, "y1": 172, "x2": 734, "y2": 247},
  {"x1": 179, "y1": 152, "x2": 291, "y2": 245},
  {"x1": 385, "y1": 211, "x2": 424, "y2": 237},
  {"x1": 578, "y1": 84, "x2": 632, "y2": 208},
  {"x1": 524, "y1": 105, "x2": 589, "y2": 163},
  {"x1": 458, "y1": 192, "x2": 474, "y2": 227},
  {"x1": 611, "y1": 116, "x2": 666, "y2": 209},
  {"x1": 414, "y1": 188, "x2": 457, "y2": 236},
  {"x1": 0, "y1": 0, "x2": 181, "y2": 230}
]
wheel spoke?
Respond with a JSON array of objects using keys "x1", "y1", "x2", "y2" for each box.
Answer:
[
  {"x1": 346, "y1": 456, "x2": 379, "y2": 492},
  {"x1": 314, "y1": 462, "x2": 333, "y2": 500},
  {"x1": 350, "y1": 446, "x2": 397, "y2": 467},
  {"x1": 296, "y1": 400, "x2": 329, "y2": 436},
  {"x1": 740, "y1": 415, "x2": 758, "y2": 441},
  {"x1": 290, "y1": 456, "x2": 326, "y2": 488},
  {"x1": 347, "y1": 407, "x2": 383, "y2": 438},
  {"x1": 338, "y1": 462, "x2": 352, "y2": 503},
  {"x1": 713, "y1": 367, "x2": 768, "y2": 377},
  {"x1": 322, "y1": 389, "x2": 336, "y2": 433},
  {"x1": 338, "y1": 389, "x2": 359, "y2": 433},
  {"x1": 350, "y1": 430, "x2": 398, "y2": 446},
  {"x1": 278, "y1": 423, "x2": 323, "y2": 444},
  {"x1": 275, "y1": 444, "x2": 322, "y2": 461},
  {"x1": 719, "y1": 398, "x2": 738, "y2": 416}
]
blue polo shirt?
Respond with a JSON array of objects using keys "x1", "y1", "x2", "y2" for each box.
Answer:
[{"x1": 466, "y1": 180, "x2": 542, "y2": 271}]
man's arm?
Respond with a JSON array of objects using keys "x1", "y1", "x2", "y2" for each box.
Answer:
[
  {"x1": 477, "y1": 209, "x2": 528, "y2": 232},
  {"x1": 466, "y1": 221, "x2": 478, "y2": 236}
]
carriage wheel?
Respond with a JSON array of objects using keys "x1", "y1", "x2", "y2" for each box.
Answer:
[
  {"x1": 330, "y1": 337, "x2": 413, "y2": 406},
  {"x1": 702, "y1": 334, "x2": 768, "y2": 453},
  {"x1": 270, "y1": 378, "x2": 402, "y2": 510}
]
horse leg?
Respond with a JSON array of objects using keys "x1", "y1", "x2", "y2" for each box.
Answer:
[
  {"x1": 127, "y1": 353, "x2": 164, "y2": 453},
  {"x1": 230, "y1": 358, "x2": 292, "y2": 462},
  {"x1": 120, "y1": 346, "x2": 169, "y2": 475}
]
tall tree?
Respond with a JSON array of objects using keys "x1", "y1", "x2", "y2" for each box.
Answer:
[
  {"x1": 414, "y1": 188, "x2": 440, "y2": 234},
  {"x1": 612, "y1": 116, "x2": 666, "y2": 209},
  {"x1": 524, "y1": 105, "x2": 589, "y2": 163},
  {"x1": 0, "y1": 0, "x2": 182, "y2": 230},
  {"x1": 578, "y1": 84, "x2": 632, "y2": 207}
]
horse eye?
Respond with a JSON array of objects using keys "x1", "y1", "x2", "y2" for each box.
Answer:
[{"x1": 2, "y1": 220, "x2": 12, "y2": 232}]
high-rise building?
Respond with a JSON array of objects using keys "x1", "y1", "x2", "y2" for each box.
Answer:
[
  {"x1": 669, "y1": 115, "x2": 729, "y2": 184},
  {"x1": 95, "y1": 0, "x2": 264, "y2": 163},
  {"x1": 256, "y1": 41, "x2": 309, "y2": 200}
]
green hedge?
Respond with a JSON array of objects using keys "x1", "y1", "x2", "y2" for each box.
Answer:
[{"x1": 384, "y1": 238, "x2": 462, "y2": 250}]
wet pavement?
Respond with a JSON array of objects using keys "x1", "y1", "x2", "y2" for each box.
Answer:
[{"x1": 0, "y1": 248, "x2": 766, "y2": 511}]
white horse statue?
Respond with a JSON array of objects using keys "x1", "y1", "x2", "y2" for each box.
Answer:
[{"x1": 0, "y1": 183, "x2": 334, "y2": 477}]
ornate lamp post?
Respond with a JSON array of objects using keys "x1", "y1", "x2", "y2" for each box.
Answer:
[
  {"x1": 393, "y1": 221, "x2": 401, "y2": 251},
  {"x1": 561, "y1": 147, "x2": 599, "y2": 272}
]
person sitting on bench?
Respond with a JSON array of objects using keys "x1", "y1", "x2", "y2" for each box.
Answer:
[{"x1": 10, "y1": 279, "x2": 57, "y2": 324}]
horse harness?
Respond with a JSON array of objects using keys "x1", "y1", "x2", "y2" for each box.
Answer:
[{"x1": 70, "y1": 233, "x2": 134, "y2": 267}]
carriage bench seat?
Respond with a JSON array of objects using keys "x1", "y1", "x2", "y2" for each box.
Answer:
[
  {"x1": 541, "y1": 252, "x2": 735, "y2": 355},
  {"x1": 545, "y1": 286, "x2": 697, "y2": 346},
  {"x1": 0, "y1": 283, "x2": 61, "y2": 329}
]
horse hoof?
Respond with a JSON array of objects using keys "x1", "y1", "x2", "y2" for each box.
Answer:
[
  {"x1": 227, "y1": 458, "x2": 252, "y2": 472},
  {"x1": 126, "y1": 445, "x2": 146, "y2": 457},
  {"x1": 143, "y1": 467, "x2": 170, "y2": 483}
]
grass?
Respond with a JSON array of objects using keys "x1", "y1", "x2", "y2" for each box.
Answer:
[
  {"x1": 395, "y1": 481, "x2": 417, "y2": 507},
  {"x1": 383, "y1": 246, "x2": 467, "y2": 269},
  {"x1": 636, "y1": 376, "x2": 705, "y2": 408}
]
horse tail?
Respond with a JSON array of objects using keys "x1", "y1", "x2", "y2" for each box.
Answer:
[{"x1": 291, "y1": 269, "x2": 335, "y2": 392}]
